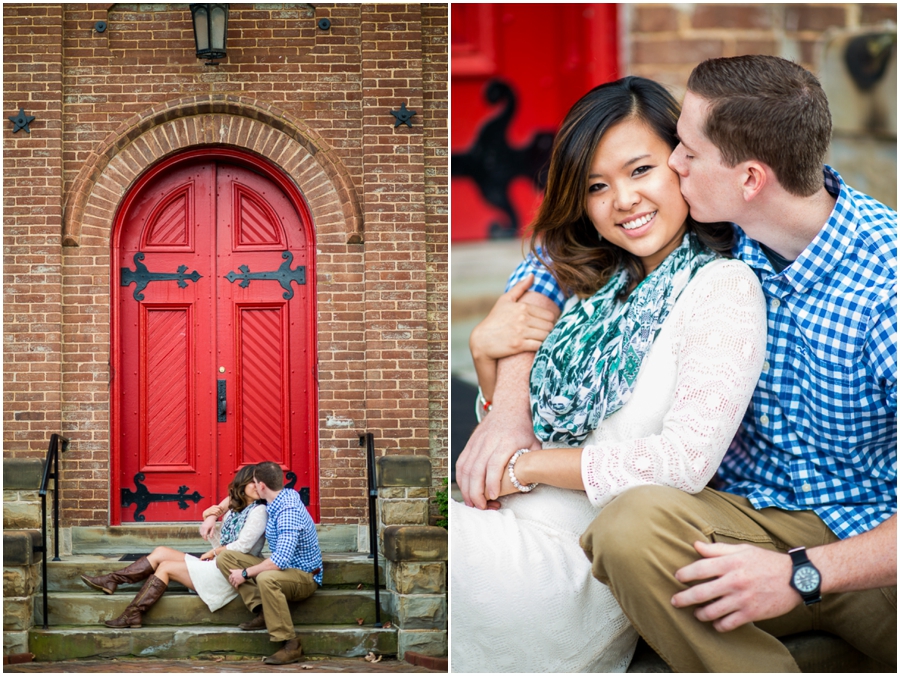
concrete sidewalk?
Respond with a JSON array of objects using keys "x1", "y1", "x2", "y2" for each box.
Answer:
[{"x1": 5, "y1": 655, "x2": 442, "y2": 673}]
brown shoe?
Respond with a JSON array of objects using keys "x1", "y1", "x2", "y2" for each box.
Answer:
[
  {"x1": 263, "y1": 638, "x2": 303, "y2": 665},
  {"x1": 81, "y1": 556, "x2": 154, "y2": 595},
  {"x1": 104, "y1": 574, "x2": 167, "y2": 628},
  {"x1": 238, "y1": 608, "x2": 266, "y2": 631}
]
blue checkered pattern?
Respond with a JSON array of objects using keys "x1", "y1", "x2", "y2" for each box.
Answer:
[
  {"x1": 506, "y1": 167, "x2": 897, "y2": 539},
  {"x1": 505, "y1": 251, "x2": 568, "y2": 311},
  {"x1": 266, "y1": 488, "x2": 323, "y2": 585}
]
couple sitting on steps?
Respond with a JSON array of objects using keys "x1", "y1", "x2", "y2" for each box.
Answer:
[{"x1": 80, "y1": 461, "x2": 322, "y2": 666}]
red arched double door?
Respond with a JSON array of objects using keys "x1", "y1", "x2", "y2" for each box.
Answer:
[{"x1": 112, "y1": 149, "x2": 318, "y2": 523}]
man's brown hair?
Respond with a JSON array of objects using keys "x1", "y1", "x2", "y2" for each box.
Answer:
[
  {"x1": 253, "y1": 461, "x2": 283, "y2": 492},
  {"x1": 687, "y1": 55, "x2": 831, "y2": 197}
]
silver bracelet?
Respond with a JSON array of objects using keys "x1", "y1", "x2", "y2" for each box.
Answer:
[{"x1": 507, "y1": 448, "x2": 538, "y2": 493}]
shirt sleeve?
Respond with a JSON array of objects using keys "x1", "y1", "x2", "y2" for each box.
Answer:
[
  {"x1": 224, "y1": 505, "x2": 267, "y2": 554},
  {"x1": 505, "y1": 249, "x2": 568, "y2": 311},
  {"x1": 581, "y1": 261, "x2": 768, "y2": 508}
]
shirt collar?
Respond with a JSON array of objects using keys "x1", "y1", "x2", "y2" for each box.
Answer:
[
  {"x1": 734, "y1": 166, "x2": 855, "y2": 294},
  {"x1": 268, "y1": 488, "x2": 288, "y2": 511}
]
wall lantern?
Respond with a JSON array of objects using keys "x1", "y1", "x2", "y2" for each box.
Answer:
[{"x1": 190, "y1": 4, "x2": 229, "y2": 64}]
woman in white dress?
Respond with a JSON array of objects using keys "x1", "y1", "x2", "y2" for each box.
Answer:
[
  {"x1": 451, "y1": 77, "x2": 767, "y2": 672},
  {"x1": 81, "y1": 464, "x2": 267, "y2": 627}
]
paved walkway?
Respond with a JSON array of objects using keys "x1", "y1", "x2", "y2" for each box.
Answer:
[{"x1": 5, "y1": 655, "x2": 441, "y2": 673}]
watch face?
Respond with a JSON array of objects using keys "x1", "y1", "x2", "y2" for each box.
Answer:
[{"x1": 793, "y1": 565, "x2": 820, "y2": 593}]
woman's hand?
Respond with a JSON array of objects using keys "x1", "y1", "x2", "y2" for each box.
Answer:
[
  {"x1": 470, "y1": 275, "x2": 557, "y2": 401},
  {"x1": 470, "y1": 275, "x2": 556, "y2": 359},
  {"x1": 200, "y1": 548, "x2": 217, "y2": 561},
  {"x1": 202, "y1": 505, "x2": 224, "y2": 520},
  {"x1": 486, "y1": 448, "x2": 586, "y2": 508}
]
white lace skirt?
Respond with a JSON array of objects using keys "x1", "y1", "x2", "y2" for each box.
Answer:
[
  {"x1": 450, "y1": 486, "x2": 638, "y2": 673},
  {"x1": 184, "y1": 554, "x2": 239, "y2": 612}
]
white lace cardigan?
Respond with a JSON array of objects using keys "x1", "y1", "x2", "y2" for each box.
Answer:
[{"x1": 571, "y1": 258, "x2": 768, "y2": 507}]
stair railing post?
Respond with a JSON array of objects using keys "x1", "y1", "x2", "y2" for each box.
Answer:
[
  {"x1": 39, "y1": 433, "x2": 69, "y2": 629},
  {"x1": 361, "y1": 432, "x2": 382, "y2": 627}
]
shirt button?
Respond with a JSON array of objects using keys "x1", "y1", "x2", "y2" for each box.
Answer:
[
  {"x1": 771, "y1": 299, "x2": 781, "y2": 309},
  {"x1": 760, "y1": 414, "x2": 769, "y2": 425},
  {"x1": 762, "y1": 361, "x2": 770, "y2": 373},
  {"x1": 802, "y1": 483, "x2": 812, "y2": 492}
]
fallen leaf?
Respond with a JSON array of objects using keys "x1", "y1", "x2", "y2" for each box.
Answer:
[
  {"x1": 357, "y1": 583, "x2": 364, "y2": 589},
  {"x1": 356, "y1": 617, "x2": 365, "y2": 625},
  {"x1": 383, "y1": 621, "x2": 392, "y2": 629},
  {"x1": 301, "y1": 665, "x2": 313, "y2": 670},
  {"x1": 364, "y1": 652, "x2": 382, "y2": 663}
]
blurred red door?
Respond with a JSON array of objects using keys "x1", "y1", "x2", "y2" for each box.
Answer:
[{"x1": 452, "y1": 3, "x2": 618, "y2": 241}]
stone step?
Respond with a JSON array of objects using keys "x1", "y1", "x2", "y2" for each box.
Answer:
[
  {"x1": 70, "y1": 523, "x2": 361, "y2": 555},
  {"x1": 44, "y1": 553, "x2": 384, "y2": 592},
  {"x1": 29, "y1": 624, "x2": 397, "y2": 661},
  {"x1": 626, "y1": 634, "x2": 893, "y2": 673},
  {"x1": 37, "y1": 589, "x2": 392, "y2": 627}
]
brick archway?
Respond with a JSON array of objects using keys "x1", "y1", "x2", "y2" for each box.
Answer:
[{"x1": 63, "y1": 96, "x2": 363, "y2": 247}]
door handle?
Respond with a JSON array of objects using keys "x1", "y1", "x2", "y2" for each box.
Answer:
[{"x1": 217, "y1": 380, "x2": 227, "y2": 422}]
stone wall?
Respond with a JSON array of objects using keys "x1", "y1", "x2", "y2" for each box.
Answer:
[
  {"x1": 376, "y1": 455, "x2": 447, "y2": 658},
  {"x1": 3, "y1": 459, "x2": 45, "y2": 657}
]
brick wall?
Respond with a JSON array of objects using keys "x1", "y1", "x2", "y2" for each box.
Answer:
[
  {"x1": 3, "y1": 3, "x2": 448, "y2": 527},
  {"x1": 624, "y1": 3, "x2": 897, "y2": 91}
]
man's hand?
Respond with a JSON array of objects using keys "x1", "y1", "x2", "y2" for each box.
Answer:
[
  {"x1": 199, "y1": 515, "x2": 218, "y2": 540},
  {"x1": 671, "y1": 541, "x2": 799, "y2": 632},
  {"x1": 228, "y1": 568, "x2": 246, "y2": 589}
]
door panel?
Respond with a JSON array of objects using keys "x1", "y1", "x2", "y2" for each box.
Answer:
[
  {"x1": 142, "y1": 305, "x2": 193, "y2": 468},
  {"x1": 215, "y1": 164, "x2": 314, "y2": 508},
  {"x1": 235, "y1": 305, "x2": 289, "y2": 466},
  {"x1": 116, "y1": 156, "x2": 316, "y2": 523}
]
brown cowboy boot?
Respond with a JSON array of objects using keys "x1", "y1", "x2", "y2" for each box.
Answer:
[
  {"x1": 104, "y1": 574, "x2": 167, "y2": 628},
  {"x1": 81, "y1": 556, "x2": 154, "y2": 595},
  {"x1": 263, "y1": 638, "x2": 303, "y2": 665},
  {"x1": 238, "y1": 607, "x2": 266, "y2": 630}
]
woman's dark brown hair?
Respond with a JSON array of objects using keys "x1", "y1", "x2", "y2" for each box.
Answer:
[
  {"x1": 227, "y1": 464, "x2": 258, "y2": 513},
  {"x1": 530, "y1": 76, "x2": 734, "y2": 299}
]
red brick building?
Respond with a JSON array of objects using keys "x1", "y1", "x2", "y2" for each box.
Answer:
[{"x1": 4, "y1": 3, "x2": 448, "y2": 531}]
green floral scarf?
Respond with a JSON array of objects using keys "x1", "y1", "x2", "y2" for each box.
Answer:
[
  {"x1": 530, "y1": 232, "x2": 716, "y2": 445},
  {"x1": 220, "y1": 501, "x2": 262, "y2": 546}
]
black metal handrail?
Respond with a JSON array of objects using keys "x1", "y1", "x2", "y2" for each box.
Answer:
[
  {"x1": 360, "y1": 432, "x2": 382, "y2": 627},
  {"x1": 38, "y1": 433, "x2": 69, "y2": 629}
]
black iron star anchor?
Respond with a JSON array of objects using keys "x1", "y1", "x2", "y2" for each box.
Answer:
[
  {"x1": 390, "y1": 102, "x2": 417, "y2": 128},
  {"x1": 9, "y1": 108, "x2": 35, "y2": 134}
]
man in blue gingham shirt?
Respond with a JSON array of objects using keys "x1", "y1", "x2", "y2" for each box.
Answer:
[
  {"x1": 218, "y1": 462, "x2": 322, "y2": 664},
  {"x1": 465, "y1": 56, "x2": 896, "y2": 670}
]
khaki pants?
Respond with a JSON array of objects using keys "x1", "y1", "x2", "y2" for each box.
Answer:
[
  {"x1": 580, "y1": 486, "x2": 897, "y2": 673},
  {"x1": 217, "y1": 551, "x2": 318, "y2": 642}
]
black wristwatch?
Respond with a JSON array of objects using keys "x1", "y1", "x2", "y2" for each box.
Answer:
[
  {"x1": 241, "y1": 568, "x2": 249, "y2": 580},
  {"x1": 788, "y1": 546, "x2": 821, "y2": 605}
]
